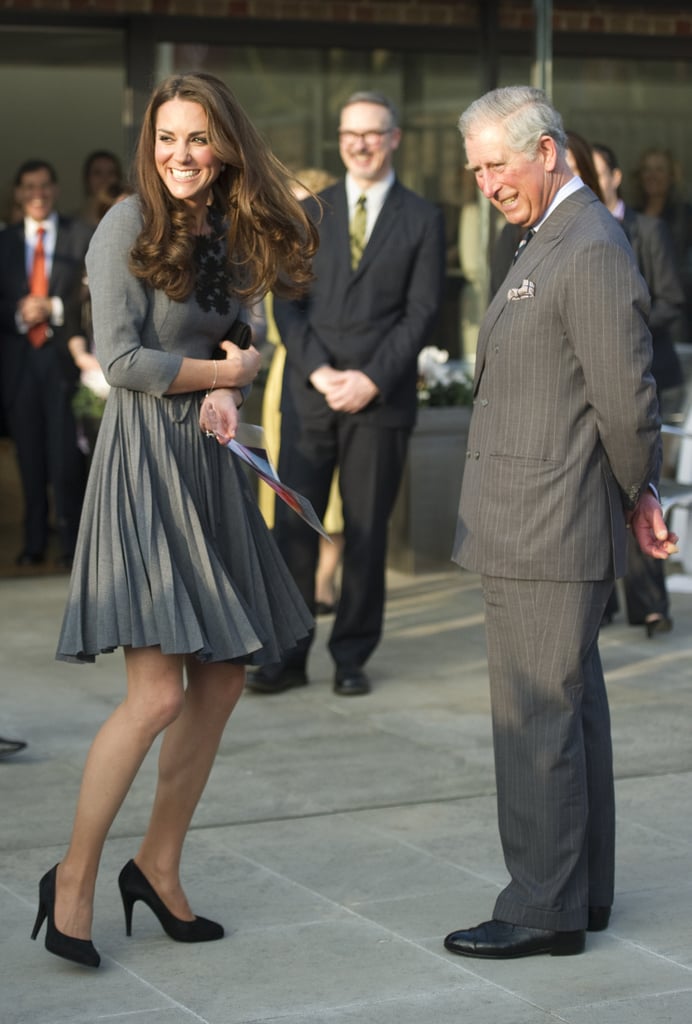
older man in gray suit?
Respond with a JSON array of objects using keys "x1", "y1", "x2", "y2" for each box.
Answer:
[{"x1": 444, "y1": 87, "x2": 678, "y2": 960}]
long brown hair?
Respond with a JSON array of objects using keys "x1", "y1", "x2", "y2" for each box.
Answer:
[
  {"x1": 129, "y1": 72, "x2": 318, "y2": 302},
  {"x1": 565, "y1": 130, "x2": 604, "y2": 202}
]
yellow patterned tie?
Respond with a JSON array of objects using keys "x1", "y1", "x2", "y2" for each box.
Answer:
[{"x1": 350, "y1": 194, "x2": 367, "y2": 269}]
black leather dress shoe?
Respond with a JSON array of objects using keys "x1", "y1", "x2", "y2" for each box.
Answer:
[
  {"x1": 587, "y1": 905, "x2": 611, "y2": 932},
  {"x1": 444, "y1": 919, "x2": 585, "y2": 959},
  {"x1": 16, "y1": 551, "x2": 45, "y2": 567},
  {"x1": 333, "y1": 667, "x2": 371, "y2": 696},
  {"x1": 645, "y1": 616, "x2": 673, "y2": 638},
  {"x1": 246, "y1": 663, "x2": 308, "y2": 694},
  {"x1": 0, "y1": 736, "x2": 27, "y2": 759}
]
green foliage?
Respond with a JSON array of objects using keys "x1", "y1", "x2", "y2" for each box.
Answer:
[{"x1": 72, "y1": 383, "x2": 106, "y2": 421}]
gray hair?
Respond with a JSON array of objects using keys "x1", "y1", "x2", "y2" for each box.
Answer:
[
  {"x1": 458, "y1": 86, "x2": 566, "y2": 160},
  {"x1": 341, "y1": 91, "x2": 399, "y2": 129}
]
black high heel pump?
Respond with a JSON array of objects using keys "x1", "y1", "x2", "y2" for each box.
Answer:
[
  {"x1": 118, "y1": 859, "x2": 224, "y2": 942},
  {"x1": 30, "y1": 865, "x2": 101, "y2": 967}
]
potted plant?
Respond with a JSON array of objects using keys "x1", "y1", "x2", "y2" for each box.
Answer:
[{"x1": 388, "y1": 348, "x2": 473, "y2": 573}]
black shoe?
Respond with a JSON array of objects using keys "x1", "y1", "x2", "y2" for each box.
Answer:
[
  {"x1": 645, "y1": 616, "x2": 673, "y2": 638},
  {"x1": 587, "y1": 905, "x2": 611, "y2": 932},
  {"x1": 246, "y1": 663, "x2": 308, "y2": 694},
  {"x1": 30, "y1": 864, "x2": 101, "y2": 967},
  {"x1": 333, "y1": 667, "x2": 371, "y2": 696},
  {"x1": 444, "y1": 919, "x2": 585, "y2": 959},
  {"x1": 118, "y1": 859, "x2": 223, "y2": 942},
  {"x1": 16, "y1": 551, "x2": 45, "y2": 567},
  {"x1": 0, "y1": 736, "x2": 27, "y2": 759}
]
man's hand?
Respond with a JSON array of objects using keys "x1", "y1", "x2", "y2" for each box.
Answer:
[
  {"x1": 309, "y1": 366, "x2": 378, "y2": 414},
  {"x1": 309, "y1": 365, "x2": 342, "y2": 395},
  {"x1": 18, "y1": 295, "x2": 50, "y2": 328},
  {"x1": 627, "y1": 490, "x2": 678, "y2": 559},
  {"x1": 199, "y1": 387, "x2": 242, "y2": 444},
  {"x1": 323, "y1": 370, "x2": 379, "y2": 413}
]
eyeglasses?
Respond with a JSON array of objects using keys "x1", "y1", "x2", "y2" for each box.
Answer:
[{"x1": 338, "y1": 129, "x2": 393, "y2": 147}]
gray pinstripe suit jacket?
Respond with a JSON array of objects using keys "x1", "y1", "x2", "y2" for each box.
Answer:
[{"x1": 453, "y1": 187, "x2": 661, "y2": 582}]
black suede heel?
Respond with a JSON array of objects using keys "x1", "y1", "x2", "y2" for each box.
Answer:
[
  {"x1": 118, "y1": 859, "x2": 224, "y2": 942},
  {"x1": 30, "y1": 865, "x2": 100, "y2": 968}
]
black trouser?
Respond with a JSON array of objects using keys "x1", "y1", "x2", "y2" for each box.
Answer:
[{"x1": 275, "y1": 411, "x2": 409, "y2": 670}]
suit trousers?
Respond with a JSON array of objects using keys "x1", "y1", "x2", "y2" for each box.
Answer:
[
  {"x1": 275, "y1": 411, "x2": 409, "y2": 670},
  {"x1": 480, "y1": 575, "x2": 615, "y2": 931},
  {"x1": 5, "y1": 343, "x2": 85, "y2": 559}
]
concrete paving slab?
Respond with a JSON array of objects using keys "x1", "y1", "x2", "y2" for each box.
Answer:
[{"x1": 2, "y1": 566, "x2": 692, "y2": 1023}]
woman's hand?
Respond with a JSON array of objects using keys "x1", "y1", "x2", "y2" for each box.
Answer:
[
  {"x1": 199, "y1": 388, "x2": 243, "y2": 444},
  {"x1": 219, "y1": 340, "x2": 262, "y2": 388}
]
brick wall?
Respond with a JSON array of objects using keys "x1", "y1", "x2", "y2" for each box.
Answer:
[{"x1": 1, "y1": 1, "x2": 691, "y2": 36}]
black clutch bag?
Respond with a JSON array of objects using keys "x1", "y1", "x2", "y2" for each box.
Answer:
[{"x1": 213, "y1": 318, "x2": 252, "y2": 357}]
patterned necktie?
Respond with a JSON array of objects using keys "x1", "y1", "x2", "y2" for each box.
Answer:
[
  {"x1": 350, "y1": 194, "x2": 367, "y2": 269},
  {"x1": 28, "y1": 226, "x2": 49, "y2": 348},
  {"x1": 512, "y1": 227, "x2": 534, "y2": 264}
]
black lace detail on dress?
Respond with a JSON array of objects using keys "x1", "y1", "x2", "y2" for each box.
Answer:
[{"x1": 194, "y1": 208, "x2": 231, "y2": 315}]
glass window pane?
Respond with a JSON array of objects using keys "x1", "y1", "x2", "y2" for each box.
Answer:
[{"x1": 0, "y1": 27, "x2": 125, "y2": 222}]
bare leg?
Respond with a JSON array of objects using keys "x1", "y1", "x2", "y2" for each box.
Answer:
[
  {"x1": 55, "y1": 647, "x2": 186, "y2": 940},
  {"x1": 315, "y1": 532, "x2": 344, "y2": 607},
  {"x1": 134, "y1": 658, "x2": 245, "y2": 919}
]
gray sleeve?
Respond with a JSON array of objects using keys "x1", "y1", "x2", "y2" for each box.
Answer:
[{"x1": 85, "y1": 197, "x2": 183, "y2": 396}]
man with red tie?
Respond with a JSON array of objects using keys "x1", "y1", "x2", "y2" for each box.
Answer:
[{"x1": 0, "y1": 160, "x2": 92, "y2": 567}]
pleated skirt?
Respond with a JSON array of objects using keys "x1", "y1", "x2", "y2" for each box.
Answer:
[{"x1": 56, "y1": 388, "x2": 313, "y2": 665}]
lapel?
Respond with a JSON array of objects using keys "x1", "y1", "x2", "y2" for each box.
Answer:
[
  {"x1": 328, "y1": 184, "x2": 353, "y2": 282},
  {"x1": 352, "y1": 180, "x2": 402, "y2": 279},
  {"x1": 474, "y1": 188, "x2": 597, "y2": 392},
  {"x1": 7, "y1": 223, "x2": 28, "y2": 291},
  {"x1": 50, "y1": 216, "x2": 70, "y2": 292},
  {"x1": 334, "y1": 179, "x2": 403, "y2": 286}
]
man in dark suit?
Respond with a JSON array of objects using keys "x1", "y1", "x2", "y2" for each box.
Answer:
[
  {"x1": 0, "y1": 160, "x2": 92, "y2": 566},
  {"x1": 443, "y1": 87, "x2": 677, "y2": 959},
  {"x1": 247, "y1": 91, "x2": 445, "y2": 696},
  {"x1": 593, "y1": 141, "x2": 684, "y2": 636}
]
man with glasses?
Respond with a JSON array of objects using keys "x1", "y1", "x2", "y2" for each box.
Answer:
[{"x1": 248, "y1": 91, "x2": 445, "y2": 696}]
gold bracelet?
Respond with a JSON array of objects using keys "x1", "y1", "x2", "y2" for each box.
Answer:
[{"x1": 207, "y1": 359, "x2": 218, "y2": 396}]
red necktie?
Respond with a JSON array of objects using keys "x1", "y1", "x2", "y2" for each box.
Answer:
[{"x1": 28, "y1": 226, "x2": 49, "y2": 348}]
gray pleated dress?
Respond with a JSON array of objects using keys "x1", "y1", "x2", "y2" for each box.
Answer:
[{"x1": 56, "y1": 196, "x2": 313, "y2": 665}]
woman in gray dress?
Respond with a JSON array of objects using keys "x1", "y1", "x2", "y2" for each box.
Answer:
[{"x1": 31, "y1": 72, "x2": 317, "y2": 968}]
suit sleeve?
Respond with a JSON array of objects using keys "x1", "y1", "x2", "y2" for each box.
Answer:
[
  {"x1": 562, "y1": 236, "x2": 661, "y2": 506},
  {"x1": 272, "y1": 293, "x2": 330, "y2": 380}
]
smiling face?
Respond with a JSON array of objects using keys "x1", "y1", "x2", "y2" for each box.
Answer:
[
  {"x1": 338, "y1": 100, "x2": 401, "y2": 191},
  {"x1": 15, "y1": 167, "x2": 58, "y2": 224},
  {"x1": 154, "y1": 97, "x2": 222, "y2": 219},
  {"x1": 465, "y1": 122, "x2": 568, "y2": 228}
]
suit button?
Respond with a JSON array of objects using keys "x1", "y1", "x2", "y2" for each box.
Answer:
[
  {"x1": 465, "y1": 451, "x2": 471, "y2": 459},
  {"x1": 474, "y1": 451, "x2": 480, "y2": 460},
  {"x1": 480, "y1": 398, "x2": 488, "y2": 407}
]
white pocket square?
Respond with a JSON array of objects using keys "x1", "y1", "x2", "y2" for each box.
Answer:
[{"x1": 507, "y1": 279, "x2": 535, "y2": 301}]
